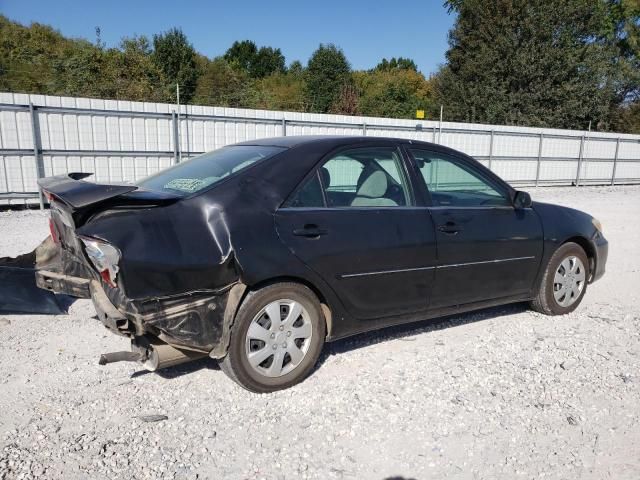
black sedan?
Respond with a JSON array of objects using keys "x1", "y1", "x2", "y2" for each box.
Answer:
[{"x1": 36, "y1": 136, "x2": 608, "y2": 392}]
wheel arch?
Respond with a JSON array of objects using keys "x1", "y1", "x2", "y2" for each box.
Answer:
[
  {"x1": 244, "y1": 275, "x2": 334, "y2": 339},
  {"x1": 562, "y1": 235, "x2": 596, "y2": 280}
]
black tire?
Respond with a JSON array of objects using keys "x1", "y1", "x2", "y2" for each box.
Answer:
[
  {"x1": 530, "y1": 242, "x2": 589, "y2": 315},
  {"x1": 219, "y1": 282, "x2": 326, "y2": 393}
]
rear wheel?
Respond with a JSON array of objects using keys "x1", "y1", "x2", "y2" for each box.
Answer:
[
  {"x1": 530, "y1": 242, "x2": 589, "y2": 315},
  {"x1": 219, "y1": 282, "x2": 325, "y2": 393}
]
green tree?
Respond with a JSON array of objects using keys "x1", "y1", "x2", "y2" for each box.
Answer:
[
  {"x1": 193, "y1": 57, "x2": 257, "y2": 107},
  {"x1": 224, "y1": 40, "x2": 258, "y2": 71},
  {"x1": 602, "y1": 0, "x2": 640, "y2": 114},
  {"x1": 113, "y1": 36, "x2": 168, "y2": 101},
  {"x1": 152, "y1": 28, "x2": 198, "y2": 103},
  {"x1": 251, "y1": 46, "x2": 286, "y2": 78},
  {"x1": 355, "y1": 68, "x2": 434, "y2": 118},
  {"x1": 0, "y1": 15, "x2": 74, "y2": 95},
  {"x1": 612, "y1": 100, "x2": 640, "y2": 132},
  {"x1": 304, "y1": 44, "x2": 351, "y2": 112},
  {"x1": 50, "y1": 40, "x2": 118, "y2": 99},
  {"x1": 224, "y1": 41, "x2": 286, "y2": 78},
  {"x1": 288, "y1": 60, "x2": 304, "y2": 76},
  {"x1": 375, "y1": 57, "x2": 418, "y2": 72},
  {"x1": 254, "y1": 71, "x2": 307, "y2": 110},
  {"x1": 437, "y1": 0, "x2": 619, "y2": 130}
]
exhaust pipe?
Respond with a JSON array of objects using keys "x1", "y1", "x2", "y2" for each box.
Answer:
[
  {"x1": 99, "y1": 337, "x2": 206, "y2": 371},
  {"x1": 133, "y1": 337, "x2": 206, "y2": 371},
  {"x1": 98, "y1": 351, "x2": 141, "y2": 365},
  {"x1": 98, "y1": 337, "x2": 207, "y2": 372}
]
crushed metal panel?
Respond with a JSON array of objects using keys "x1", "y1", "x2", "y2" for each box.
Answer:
[
  {"x1": 209, "y1": 282, "x2": 247, "y2": 359},
  {"x1": 0, "y1": 238, "x2": 69, "y2": 315},
  {"x1": 0, "y1": 266, "x2": 66, "y2": 315},
  {"x1": 136, "y1": 288, "x2": 234, "y2": 352}
]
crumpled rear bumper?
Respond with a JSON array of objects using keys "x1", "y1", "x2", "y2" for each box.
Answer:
[
  {"x1": 0, "y1": 237, "x2": 68, "y2": 315},
  {"x1": 35, "y1": 268, "x2": 236, "y2": 353},
  {"x1": 36, "y1": 270, "x2": 91, "y2": 298},
  {"x1": 89, "y1": 278, "x2": 133, "y2": 336}
]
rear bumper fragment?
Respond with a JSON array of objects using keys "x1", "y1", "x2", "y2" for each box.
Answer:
[
  {"x1": 36, "y1": 270, "x2": 91, "y2": 298},
  {"x1": 35, "y1": 267, "x2": 235, "y2": 353},
  {"x1": 89, "y1": 280, "x2": 134, "y2": 336}
]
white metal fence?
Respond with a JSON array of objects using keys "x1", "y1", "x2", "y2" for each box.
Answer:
[{"x1": 1, "y1": 91, "x2": 639, "y2": 206}]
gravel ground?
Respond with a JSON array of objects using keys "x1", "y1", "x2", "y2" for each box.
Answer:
[{"x1": 1, "y1": 185, "x2": 639, "y2": 480}]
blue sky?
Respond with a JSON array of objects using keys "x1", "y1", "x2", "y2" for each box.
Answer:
[{"x1": 1, "y1": 0, "x2": 455, "y2": 75}]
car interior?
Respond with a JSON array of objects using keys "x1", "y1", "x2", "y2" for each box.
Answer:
[
  {"x1": 285, "y1": 147, "x2": 512, "y2": 209},
  {"x1": 410, "y1": 150, "x2": 512, "y2": 208},
  {"x1": 284, "y1": 149, "x2": 410, "y2": 208},
  {"x1": 321, "y1": 164, "x2": 408, "y2": 207}
]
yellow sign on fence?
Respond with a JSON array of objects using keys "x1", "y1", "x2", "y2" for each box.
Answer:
[{"x1": 416, "y1": 110, "x2": 425, "y2": 119}]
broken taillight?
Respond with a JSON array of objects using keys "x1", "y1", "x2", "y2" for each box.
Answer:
[{"x1": 79, "y1": 237, "x2": 121, "y2": 288}]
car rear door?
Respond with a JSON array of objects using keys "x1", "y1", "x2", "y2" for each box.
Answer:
[
  {"x1": 407, "y1": 147, "x2": 543, "y2": 309},
  {"x1": 275, "y1": 143, "x2": 437, "y2": 320}
]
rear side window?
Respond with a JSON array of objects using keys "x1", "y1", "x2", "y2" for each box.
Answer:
[
  {"x1": 286, "y1": 172, "x2": 324, "y2": 208},
  {"x1": 285, "y1": 147, "x2": 412, "y2": 208},
  {"x1": 138, "y1": 145, "x2": 286, "y2": 196}
]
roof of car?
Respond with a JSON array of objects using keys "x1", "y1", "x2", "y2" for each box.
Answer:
[{"x1": 234, "y1": 135, "x2": 434, "y2": 149}]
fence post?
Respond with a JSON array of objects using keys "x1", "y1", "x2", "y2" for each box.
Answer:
[
  {"x1": 535, "y1": 132, "x2": 544, "y2": 186},
  {"x1": 438, "y1": 105, "x2": 443, "y2": 144},
  {"x1": 362, "y1": 122, "x2": 367, "y2": 136},
  {"x1": 183, "y1": 107, "x2": 190, "y2": 159},
  {"x1": 487, "y1": 130, "x2": 495, "y2": 170},
  {"x1": 29, "y1": 103, "x2": 45, "y2": 209},
  {"x1": 171, "y1": 111, "x2": 179, "y2": 164},
  {"x1": 575, "y1": 135, "x2": 585, "y2": 186},
  {"x1": 281, "y1": 118, "x2": 287, "y2": 136},
  {"x1": 432, "y1": 126, "x2": 437, "y2": 143},
  {"x1": 611, "y1": 138, "x2": 620, "y2": 186}
]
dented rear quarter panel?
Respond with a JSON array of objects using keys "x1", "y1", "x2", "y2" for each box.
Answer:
[
  {"x1": 77, "y1": 201, "x2": 237, "y2": 300},
  {"x1": 76, "y1": 139, "x2": 356, "y2": 343}
]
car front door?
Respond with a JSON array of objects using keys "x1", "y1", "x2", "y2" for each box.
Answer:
[
  {"x1": 407, "y1": 147, "x2": 543, "y2": 309},
  {"x1": 275, "y1": 144, "x2": 437, "y2": 320}
]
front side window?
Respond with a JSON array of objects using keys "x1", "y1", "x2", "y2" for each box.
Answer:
[
  {"x1": 286, "y1": 147, "x2": 411, "y2": 208},
  {"x1": 138, "y1": 145, "x2": 285, "y2": 196},
  {"x1": 409, "y1": 148, "x2": 510, "y2": 207}
]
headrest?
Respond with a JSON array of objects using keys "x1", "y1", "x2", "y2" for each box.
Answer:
[{"x1": 357, "y1": 170, "x2": 388, "y2": 198}]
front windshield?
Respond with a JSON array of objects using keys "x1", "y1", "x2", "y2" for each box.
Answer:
[{"x1": 138, "y1": 145, "x2": 286, "y2": 196}]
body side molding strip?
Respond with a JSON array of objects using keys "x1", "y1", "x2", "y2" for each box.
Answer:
[{"x1": 339, "y1": 256, "x2": 536, "y2": 279}]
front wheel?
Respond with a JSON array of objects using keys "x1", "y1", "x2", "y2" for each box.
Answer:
[
  {"x1": 219, "y1": 282, "x2": 326, "y2": 393},
  {"x1": 530, "y1": 242, "x2": 589, "y2": 315}
]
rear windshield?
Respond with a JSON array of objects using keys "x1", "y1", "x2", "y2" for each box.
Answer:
[{"x1": 138, "y1": 145, "x2": 286, "y2": 196}]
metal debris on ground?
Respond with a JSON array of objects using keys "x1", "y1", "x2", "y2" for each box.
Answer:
[{"x1": 135, "y1": 414, "x2": 169, "y2": 423}]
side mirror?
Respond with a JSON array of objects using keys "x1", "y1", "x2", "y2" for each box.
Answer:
[{"x1": 513, "y1": 190, "x2": 532, "y2": 209}]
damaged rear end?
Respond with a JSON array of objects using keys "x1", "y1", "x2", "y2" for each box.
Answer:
[{"x1": 36, "y1": 172, "x2": 242, "y2": 370}]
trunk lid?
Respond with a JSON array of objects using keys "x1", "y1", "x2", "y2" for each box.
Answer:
[
  {"x1": 39, "y1": 173, "x2": 139, "y2": 210},
  {"x1": 38, "y1": 172, "x2": 181, "y2": 256}
]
